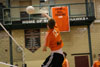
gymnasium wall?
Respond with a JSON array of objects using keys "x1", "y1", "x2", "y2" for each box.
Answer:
[
  {"x1": 10, "y1": 25, "x2": 90, "y2": 67},
  {"x1": 93, "y1": 0, "x2": 100, "y2": 19},
  {"x1": 0, "y1": 31, "x2": 10, "y2": 63},
  {"x1": 91, "y1": 23, "x2": 100, "y2": 61},
  {"x1": 55, "y1": 0, "x2": 85, "y2": 4},
  {"x1": 0, "y1": 64, "x2": 9, "y2": 67},
  {"x1": 0, "y1": 0, "x2": 100, "y2": 67},
  {"x1": 10, "y1": 1, "x2": 20, "y2": 21},
  {"x1": 8, "y1": 22, "x2": 100, "y2": 67},
  {"x1": 91, "y1": 0, "x2": 100, "y2": 61}
]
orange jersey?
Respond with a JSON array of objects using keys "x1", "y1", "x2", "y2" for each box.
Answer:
[
  {"x1": 45, "y1": 27, "x2": 63, "y2": 51},
  {"x1": 93, "y1": 61, "x2": 100, "y2": 67},
  {"x1": 62, "y1": 58, "x2": 69, "y2": 67}
]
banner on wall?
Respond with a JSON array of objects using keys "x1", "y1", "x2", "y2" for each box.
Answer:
[
  {"x1": 52, "y1": 6, "x2": 70, "y2": 32},
  {"x1": 25, "y1": 29, "x2": 40, "y2": 53}
]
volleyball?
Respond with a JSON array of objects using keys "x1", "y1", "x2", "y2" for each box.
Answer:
[{"x1": 26, "y1": 6, "x2": 35, "y2": 14}]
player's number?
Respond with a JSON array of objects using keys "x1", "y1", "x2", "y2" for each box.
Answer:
[{"x1": 53, "y1": 29, "x2": 58, "y2": 37}]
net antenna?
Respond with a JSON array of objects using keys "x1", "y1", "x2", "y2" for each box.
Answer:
[{"x1": 0, "y1": 23, "x2": 25, "y2": 67}]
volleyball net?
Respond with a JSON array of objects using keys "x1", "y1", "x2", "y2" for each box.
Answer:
[{"x1": 0, "y1": 23, "x2": 25, "y2": 67}]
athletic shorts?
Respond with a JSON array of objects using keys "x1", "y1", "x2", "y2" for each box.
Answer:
[{"x1": 41, "y1": 53, "x2": 64, "y2": 67}]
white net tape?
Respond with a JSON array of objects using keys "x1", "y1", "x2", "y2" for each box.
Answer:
[{"x1": 0, "y1": 62, "x2": 17, "y2": 67}]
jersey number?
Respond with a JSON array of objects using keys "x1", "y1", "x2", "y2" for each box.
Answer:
[{"x1": 53, "y1": 29, "x2": 58, "y2": 37}]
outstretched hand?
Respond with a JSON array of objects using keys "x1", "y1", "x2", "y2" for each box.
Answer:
[
  {"x1": 42, "y1": 13, "x2": 48, "y2": 17},
  {"x1": 41, "y1": 13, "x2": 51, "y2": 20}
]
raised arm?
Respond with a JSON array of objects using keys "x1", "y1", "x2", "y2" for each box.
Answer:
[{"x1": 42, "y1": 13, "x2": 51, "y2": 20}]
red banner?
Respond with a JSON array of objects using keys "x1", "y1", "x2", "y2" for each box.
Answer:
[{"x1": 52, "y1": 6, "x2": 70, "y2": 32}]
